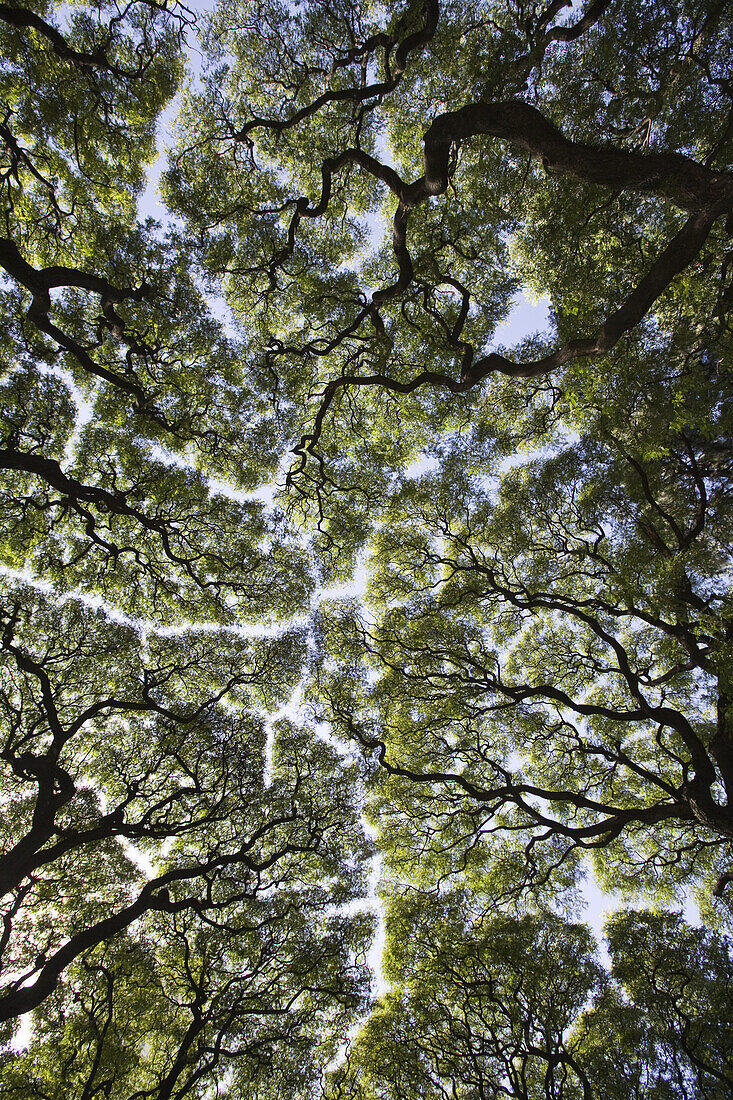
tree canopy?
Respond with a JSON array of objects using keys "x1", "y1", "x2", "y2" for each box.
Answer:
[{"x1": 1, "y1": 0, "x2": 732, "y2": 1096}]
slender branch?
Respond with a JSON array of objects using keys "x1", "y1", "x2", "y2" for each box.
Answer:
[
  {"x1": 229, "y1": 0, "x2": 440, "y2": 142},
  {"x1": 0, "y1": 0, "x2": 190, "y2": 79}
]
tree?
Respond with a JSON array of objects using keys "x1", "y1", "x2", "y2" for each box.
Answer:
[
  {"x1": 173, "y1": 0, "x2": 733, "y2": 907},
  {"x1": 1, "y1": 0, "x2": 733, "y2": 1095},
  {"x1": 0, "y1": 1, "x2": 373, "y2": 1088},
  {"x1": 315, "y1": 343, "x2": 733, "y2": 906},
  {"x1": 0, "y1": 580, "x2": 373, "y2": 1092},
  {"x1": 164, "y1": 0, "x2": 733, "y2": 561},
  {"x1": 328, "y1": 889, "x2": 733, "y2": 1099}
]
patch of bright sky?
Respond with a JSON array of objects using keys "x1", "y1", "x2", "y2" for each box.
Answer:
[
  {"x1": 494, "y1": 290, "x2": 551, "y2": 348},
  {"x1": 137, "y1": 0, "x2": 208, "y2": 216},
  {"x1": 31, "y1": 363, "x2": 98, "y2": 466}
]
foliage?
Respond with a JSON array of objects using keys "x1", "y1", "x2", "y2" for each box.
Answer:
[
  {"x1": 315, "y1": 345, "x2": 733, "y2": 907},
  {"x1": 1, "y1": 0, "x2": 732, "y2": 1095},
  {"x1": 328, "y1": 891, "x2": 733, "y2": 1099}
]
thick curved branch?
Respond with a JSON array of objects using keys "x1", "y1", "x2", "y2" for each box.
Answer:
[
  {"x1": 385, "y1": 549, "x2": 722, "y2": 805},
  {"x1": 419, "y1": 100, "x2": 731, "y2": 376},
  {"x1": 287, "y1": 199, "x2": 720, "y2": 470},
  {"x1": 713, "y1": 869, "x2": 733, "y2": 896},
  {"x1": 0, "y1": 236, "x2": 153, "y2": 302},
  {"x1": 0, "y1": 614, "x2": 277, "y2": 899},
  {"x1": 287, "y1": 194, "x2": 715, "y2": 470},
  {"x1": 0, "y1": 237, "x2": 162, "y2": 409},
  {"x1": 0, "y1": 819, "x2": 310, "y2": 1023},
  {"x1": 280, "y1": 98, "x2": 732, "y2": 481},
  {"x1": 423, "y1": 100, "x2": 731, "y2": 211},
  {"x1": 544, "y1": 0, "x2": 612, "y2": 42},
  {"x1": 0, "y1": 447, "x2": 208, "y2": 574},
  {"x1": 464, "y1": 206, "x2": 721, "y2": 380}
]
